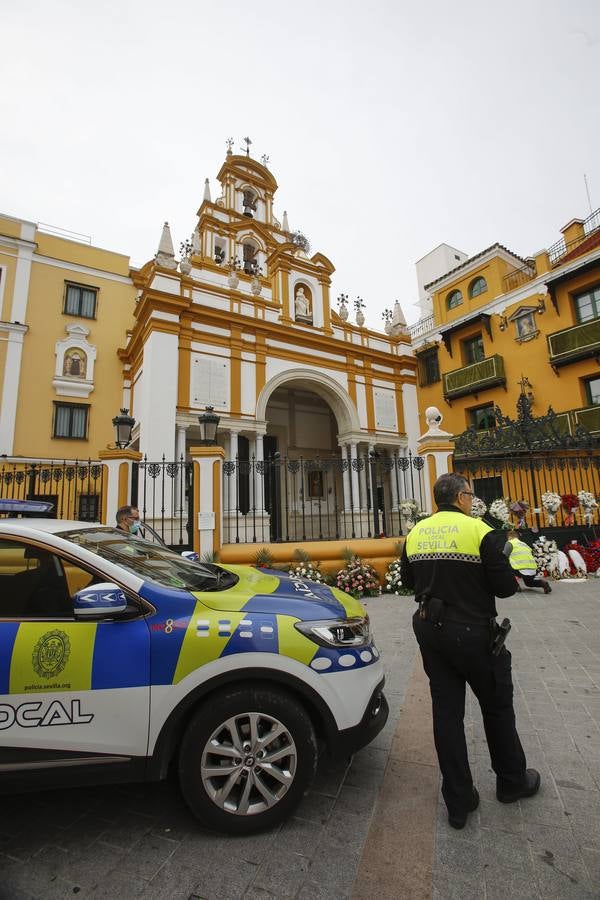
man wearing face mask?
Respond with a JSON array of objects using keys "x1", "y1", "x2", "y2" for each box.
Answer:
[{"x1": 116, "y1": 505, "x2": 142, "y2": 536}]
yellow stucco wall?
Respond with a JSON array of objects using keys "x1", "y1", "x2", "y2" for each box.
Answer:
[
  {"x1": 419, "y1": 254, "x2": 600, "y2": 436},
  {"x1": 10, "y1": 233, "x2": 135, "y2": 458}
]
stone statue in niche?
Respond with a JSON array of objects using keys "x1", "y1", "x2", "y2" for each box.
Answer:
[
  {"x1": 294, "y1": 287, "x2": 313, "y2": 324},
  {"x1": 63, "y1": 349, "x2": 86, "y2": 378}
]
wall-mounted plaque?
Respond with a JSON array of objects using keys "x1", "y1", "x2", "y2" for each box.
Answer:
[
  {"x1": 191, "y1": 356, "x2": 229, "y2": 409},
  {"x1": 374, "y1": 389, "x2": 397, "y2": 430}
]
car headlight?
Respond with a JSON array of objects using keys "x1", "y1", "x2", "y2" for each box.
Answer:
[{"x1": 294, "y1": 615, "x2": 371, "y2": 648}]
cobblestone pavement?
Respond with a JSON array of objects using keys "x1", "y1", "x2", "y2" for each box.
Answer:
[
  {"x1": 433, "y1": 578, "x2": 600, "y2": 900},
  {"x1": 1, "y1": 579, "x2": 599, "y2": 899},
  {"x1": 0, "y1": 593, "x2": 418, "y2": 900}
]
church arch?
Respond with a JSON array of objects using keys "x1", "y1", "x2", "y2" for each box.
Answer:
[{"x1": 256, "y1": 368, "x2": 360, "y2": 436}]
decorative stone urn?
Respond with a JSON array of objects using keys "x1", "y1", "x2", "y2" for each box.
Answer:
[
  {"x1": 180, "y1": 258, "x2": 192, "y2": 276},
  {"x1": 228, "y1": 271, "x2": 240, "y2": 290},
  {"x1": 356, "y1": 310, "x2": 365, "y2": 327},
  {"x1": 384, "y1": 321, "x2": 393, "y2": 335}
]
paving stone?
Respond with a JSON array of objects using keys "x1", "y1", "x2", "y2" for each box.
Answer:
[
  {"x1": 250, "y1": 850, "x2": 309, "y2": 898},
  {"x1": 293, "y1": 790, "x2": 336, "y2": 825},
  {"x1": 141, "y1": 859, "x2": 206, "y2": 900},
  {"x1": 189, "y1": 860, "x2": 259, "y2": 900},
  {"x1": 581, "y1": 847, "x2": 600, "y2": 889},
  {"x1": 86, "y1": 869, "x2": 147, "y2": 898},
  {"x1": 524, "y1": 822, "x2": 581, "y2": 859},
  {"x1": 532, "y1": 850, "x2": 594, "y2": 899},
  {"x1": 478, "y1": 798, "x2": 524, "y2": 833}
]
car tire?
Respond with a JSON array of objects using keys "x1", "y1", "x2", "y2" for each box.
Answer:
[{"x1": 178, "y1": 684, "x2": 318, "y2": 834}]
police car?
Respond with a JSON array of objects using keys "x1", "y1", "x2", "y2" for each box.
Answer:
[{"x1": 0, "y1": 502, "x2": 387, "y2": 834}]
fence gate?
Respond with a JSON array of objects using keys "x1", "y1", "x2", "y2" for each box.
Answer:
[
  {"x1": 132, "y1": 456, "x2": 194, "y2": 550},
  {"x1": 0, "y1": 459, "x2": 104, "y2": 521},
  {"x1": 223, "y1": 450, "x2": 426, "y2": 545},
  {"x1": 452, "y1": 393, "x2": 600, "y2": 530}
]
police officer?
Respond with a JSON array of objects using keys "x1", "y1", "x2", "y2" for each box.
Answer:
[
  {"x1": 400, "y1": 473, "x2": 540, "y2": 829},
  {"x1": 507, "y1": 530, "x2": 552, "y2": 593}
]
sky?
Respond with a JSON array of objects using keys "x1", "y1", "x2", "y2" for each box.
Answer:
[{"x1": 2, "y1": 0, "x2": 599, "y2": 328}]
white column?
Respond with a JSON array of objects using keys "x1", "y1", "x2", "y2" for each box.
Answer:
[
  {"x1": 138, "y1": 330, "x2": 179, "y2": 459},
  {"x1": 176, "y1": 425, "x2": 188, "y2": 461},
  {"x1": 174, "y1": 425, "x2": 188, "y2": 515},
  {"x1": 341, "y1": 444, "x2": 351, "y2": 512},
  {"x1": 349, "y1": 442, "x2": 360, "y2": 512},
  {"x1": 358, "y1": 444, "x2": 368, "y2": 511},
  {"x1": 390, "y1": 449, "x2": 399, "y2": 511}
]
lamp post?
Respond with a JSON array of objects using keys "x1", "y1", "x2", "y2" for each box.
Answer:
[
  {"x1": 198, "y1": 406, "x2": 220, "y2": 446},
  {"x1": 112, "y1": 409, "x2": 135, "y2": 450}
]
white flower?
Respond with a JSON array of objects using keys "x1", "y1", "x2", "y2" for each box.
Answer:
[{"x1": 470, "y1": 497, "x2": 487, "y2": 518}]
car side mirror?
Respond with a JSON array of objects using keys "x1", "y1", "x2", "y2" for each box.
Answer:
[
  {"x1": 181, "y1": 551, "x2": 199, "y2": 562},
  {"x1": 74, "y1": 582, "x2": 128, "y2": 618}
]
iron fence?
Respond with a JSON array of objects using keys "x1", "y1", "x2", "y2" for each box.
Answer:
[
  {"x1": 223, "y1": 451, "x2": 426, "y2": 544},
  {"x1": 453, "y1": 452, "x2": 600, "y2": 530},
  {"x1": 0, "y1": 459, "x2": 104, "y2": 521},
  {"x1": 132, "y1": 456, "x2": 194, "y2": 549}
]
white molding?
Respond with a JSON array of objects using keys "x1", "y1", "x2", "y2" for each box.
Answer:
[{"x1": 28, "y1": 253, "x2": 132, "y2": 285}]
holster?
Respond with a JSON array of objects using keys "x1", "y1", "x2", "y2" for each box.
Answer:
[
  {"x1": 490, "y1": 618, "x2": 511, "y2": 655},
  {"x1": 418, "y1": 594, "x2": 445, "y2": 626}
]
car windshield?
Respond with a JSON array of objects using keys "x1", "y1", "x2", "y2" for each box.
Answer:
[{"x1": 58, "y1": 526, "x2": 225, "y2": 592}]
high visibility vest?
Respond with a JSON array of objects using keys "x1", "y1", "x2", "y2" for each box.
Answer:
[
  {"x1": 508, "y1": 539, "x2": 536, "y2": 571},
  {"x1": 405, "y1": 510, "x2": 492, "y2": 563}
]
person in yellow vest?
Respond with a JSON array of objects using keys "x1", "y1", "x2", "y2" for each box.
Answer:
[
  {"x1": 400, "y1": 473, "x2": 540, "y2": 829},
  {"x1": 507, "y1": 530, "x2": 552, "y2": 594}
]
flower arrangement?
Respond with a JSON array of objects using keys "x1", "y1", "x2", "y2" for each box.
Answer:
[
  {"x1": 577, "y1": 490, "x2": 598, "y2": 526},
  {"x1": 541, "y1": 491, "x2": 562, "y2": 526},
  {"x1": 563, "y1": 539, "x2": 600, "y2": 574},
  {"x1": 561, "y1": 493, "x2": 579, "y2": 526},
  {"x1": 509, "y1": 499, "x2": 530, "y2": 528},
  {"x1": 470, "y1": 497, "x2": 487, "y2": 518},
  {"x1": 400, "y1": 499, "x2": 419, "y2": 526},
  {"x1": 288, "y1": 561, "x2": 324, "y2": 583},
  {"x1": 335, "y1": 553, "x2": 380, "y2": 600},
  {"x1": 489, "y1": 498, "x2": 511, "y2": 527},
  {"x1": 385, "y1": 557, "x2": 403, "y2": 595},
  {"x1": 531, "y1": 535, "x2": 558, "y2": 577}
]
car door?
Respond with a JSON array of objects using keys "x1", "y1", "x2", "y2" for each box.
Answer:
[{"x1": 0, "y1": 537, "x2": 151, "y2": 781}]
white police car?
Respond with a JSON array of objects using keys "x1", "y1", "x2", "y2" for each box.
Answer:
[{"x1": 0, "y1": 501, "x2": 387, "y2": 833}]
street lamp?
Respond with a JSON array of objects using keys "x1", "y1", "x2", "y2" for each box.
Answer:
[
  {"x1": 198, "y1": 406, "x2": 220, "y2": 446},
  {"x1": 112, "y1": 409, "x2": 135, "y2": 450}
]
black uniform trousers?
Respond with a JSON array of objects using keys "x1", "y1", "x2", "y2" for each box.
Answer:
[{"x1": 413, "y1": 612, "x2": 527, "y2": 815}]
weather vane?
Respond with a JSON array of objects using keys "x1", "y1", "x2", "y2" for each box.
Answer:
[
  {"x1": 261, "y1": 154, "x2": 270, "y2": 167},
  {"x1": 241, "y1": 137, "x2": 252, "y2": 157}
]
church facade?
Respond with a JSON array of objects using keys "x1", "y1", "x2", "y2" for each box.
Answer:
[{"x1": 1, "y1": 147, "x2": 422, "y2": 543}]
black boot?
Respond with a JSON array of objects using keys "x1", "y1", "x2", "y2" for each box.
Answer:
[
  {"x1": 448, "y1": 787, "x2": 480, "y2": 829},
  {"x1": 497, "y1": 769, "x2": 541, "y2": 803}
]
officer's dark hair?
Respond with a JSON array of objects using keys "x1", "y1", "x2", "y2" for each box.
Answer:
[{"x1": 433, "y1": 473, "x2": 470, "y2": 507}]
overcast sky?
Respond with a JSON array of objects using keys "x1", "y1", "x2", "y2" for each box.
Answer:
[{"x1": 2, "y1": 0, "x2": 599, "y2": 328}]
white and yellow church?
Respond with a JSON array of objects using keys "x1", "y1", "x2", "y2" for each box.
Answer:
[{"x1": 0, "y1": 146, "x2": 425, "y2": 559}]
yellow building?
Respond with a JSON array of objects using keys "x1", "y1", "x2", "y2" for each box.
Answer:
[
  {"x1": 0, "y1": 215, "x2": 135, "y2": 516},
  {"x1": 411, "y1": 211, "x2": 600, "y2": 518}
]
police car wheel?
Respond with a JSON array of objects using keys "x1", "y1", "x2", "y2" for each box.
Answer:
[{"x1": 179, "y1": 685, "x2": 317, "y2": 834}]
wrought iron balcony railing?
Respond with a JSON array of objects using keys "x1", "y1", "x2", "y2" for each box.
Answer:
[
  {"x1": 443, "y1": 354, "x2": 506, "y2": 400},
  {"x1": 573, "y1": 404, "x2": 600, "y2": 434},
  {"x1": 547, "y1": 317, "x2": 600, "y2": 368},
  {"x1": 408, "y1": 313, "x2": 435, "y2": 340},
  {"x1": 547, "y1": 207, "x2": 600, "y2": 266},
  {"x1": 503, "y1": 261, "x2": 537, "y2": 292}
]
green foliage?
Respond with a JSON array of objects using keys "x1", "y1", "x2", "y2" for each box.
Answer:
[
  {"x1": 200, "y1": 550, "x2": 219, "y2": 564},
  {"x1": 293, "y1": 548, "x2": 312, "y2": 565},
  {"x1": 341, "y1": 546, "x2": 355, "y2": 564},
  {"x1": 254, "y1": 547, "x2": 275, "y2": 569}
]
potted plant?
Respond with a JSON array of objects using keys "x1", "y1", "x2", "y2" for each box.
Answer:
[
  {"x1": 381, "y1": 308, "x2": 393, "y2": 335},
  {"x1": 227, "y1": 256, "x2": 241, "y2": 289},
  {"x1": 250, "y1": 262, "x2": 263, "y2": 296},
  {"x1": 337, "y1": 293, "x2": 349, "y2": 321},
  {"x1": 354, "y1": 297, "x2": 366, "y2": 327},
  {"x1": 179, "y1": 238, "x2": 193, "y2": 275}
]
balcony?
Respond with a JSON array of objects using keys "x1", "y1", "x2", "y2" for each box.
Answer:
[
  {"x1": 547, "y1": 318, "x2": 600, "y2": 368},
  {"x1": 547, "y1": 207, "x2": 600, "y2": 266},
  {"x1": 503, "y1": 261, "x2": 536, "y2": 292},
  {"x1": 443, "y1": 354, "x2": 506, "y2": 400}
]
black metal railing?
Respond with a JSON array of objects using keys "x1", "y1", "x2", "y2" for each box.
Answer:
[
  {"x1": 453, "y1": 452, "x2": 600, "y2": 531},
  {"x1": 132, "y1": 456, "x2": 194, "y2": 549},
  {"x1": 0, "y1": 459, "x2": 104, "y2": 521},
  {"x1": 222, "y1": 451, "x2": 426, "y2": 545},
  {"x1": 547, "y1": 207, "x2": 600, "y2": 266}
]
